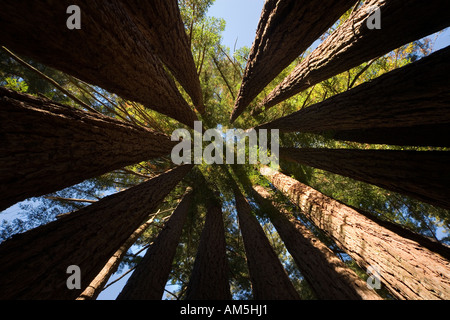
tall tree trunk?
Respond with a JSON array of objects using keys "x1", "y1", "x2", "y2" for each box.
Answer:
[
  {"x1": 229, "y1": 0, "x2": 357, "y2": 123},
  {"x1": 122, "y1": 0, "x2": 204, "y2": 113},
  {"x1": 253, "y1": 0, "x2": 450, "y2": 115},
  {"x1": 256, "y1": 46, "x2": 450, "y2": 147},
  {"x1": 185, "y1": 200, "x2": 232, "y2": 300},
  {"x1": 233, "y1": 185, "x2": 300, "y2": 300},
  {"x1": 0, "y1": 87, "x2": 176, "y2": 212},
  {"x1": 0, "y1": 165, "x2": 193, "y2": 300},
  {"x1": 77, "y1": 214, "x2": 157, "y2": 300},
  {"x1": 117, "y1": 187, "x2": 194, "y2": 300},
  {"x1": 260, "y1": 166, "x2": 450, "y2": 300},
  {"x1": 252, "y1": 185, "x2": 382, "y2": 300},
  {"x1": 0, "y1": 0, "x2": 198, "y2": 127},
  {"x1": 279, "y1": 148, "x2": 450, "y2": 210}
]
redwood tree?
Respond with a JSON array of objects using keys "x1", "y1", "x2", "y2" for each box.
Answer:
[
  {"x1": 260, "y1": 166, "x2": 450, "y2": 300},
  {"x1": 117, "y1": 187, "x2": 194, "y2": 300},
  {"x1": 0, "y1": 165, "x2": 193, "y2": 300},
  {"x1": 253, "y1": 0, "x2": 450, "y2": 115},
  {"x1": 0, "y1": 87, "x2": 177, "y2": 212}
]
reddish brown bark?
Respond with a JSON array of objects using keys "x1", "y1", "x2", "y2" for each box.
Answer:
[
  {"x1": 121, "y1": 0, "x2": 204, "y2": 113},
  {"x1": 0, "y1": 0, "x2": 198, "y2": 127},
  {"x1": 185, "y1": 201, "x2": 232, "y2": 300},
  {"x1": 117, "y1": 187, "x2": 194, "y2": 300},
  {"x1": 0, "y1": 87, "x2": 177, "y2": 212},
  {"x1": 233, "y1": 186, "x2": 300, "y2": 300},
  {"x1": 253, "y1": 0, "x2": 450, "y2": 115},
  {"x1": 0, "y1": 165, "x2": 193, "y2": 300},
  {"x1": 279, "y1": 148, "x2": 450, "y2": 210},
  {"x1": 261, "y1": 166, "x2": 450, "y2": 300},
  {"x1": 256, "y1": 46, "x2": 450, "y2": 147},
  {"x1": 229, "y1": 0, "x2": 357, "y2": 122},
  {"x1": 252, "y1": 185, "x2": 381, "y2": 300}
]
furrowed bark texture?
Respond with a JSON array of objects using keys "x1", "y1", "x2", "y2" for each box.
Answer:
[
  {"x1": 256, "y1": 46, "x2": 450, "y2": 147},
  {"x1": 77, "y1": 216, "x2": 156, "y2": 300},
  {"x1": 229, "y1": 0, "x2": 356, "y2": 122},
  {"x1": 121, "y1": 0, "x2": 204, "y2": 113},
  {"x1": 0, "y1": 87, "x2": 177, "y2": 212},
  {"x1": 117, "y1": 188, "x2": 194, "y2": 300},
  {"x1": 254, "y1": 0, "x2": 450, "y2": 115},
  {"x1": 234, "y1": 187, "x2": 300, "y2": 300},
  {"x1": 185, "y1": 202, "x2": 232, "y2": 300},
  {"x1": 252, "y1": 185, "x2": 381, "y2": 300},
  {"x1": 260, "y1": 166, "x2": 450, "y2": 300},
  {"x1": 0, "y1": 0, "x2": 198, "y2": 127},
  {"x1": 0, "y1": 165, "x2": 193, "y2": 300},
  {"x1": 279, "y1": 148, "x2": 450, "y2": 210}
]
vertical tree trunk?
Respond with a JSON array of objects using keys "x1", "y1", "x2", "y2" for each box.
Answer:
[
  {"x1": 117, "y1": 187, "x2": 194, "y2": 300},
  {"x1": 185, "y1": 201, "x2": 232, "y2": 300},
  {"x1": 230, "y1": 0, "x2": 357, "y2": 122},
  {"x1": 0, "y1": 0, "x2": 198, "y2": 127},
  {"x1": 0, "y1": 87, "x2": 177, "y2": 212},
  {"x1": 255, "y1": 46, "x2": 450, "y2": 147},
  {"x1": 260, "y1": 166, "x2": 450, "y2": 300},
  {"x1": 0, "y1": 165, "x2": 193, "y2": 300},
  {"x1": 279, "y1": 148, "x2": 450, "y2": 210},
  {"x1": 77, "y1": 215, "x2": 157, "y2": 300},
  {"x1": 122, "y1": 0, "x2": 204, "y2": 113},
  {"x1": 252, "y1": 185, "x2": 381, "y2": 300},
  {"x1": 254, "y1": 0, "x2": 450, "y2": 115},
  {"x1": 233, "y1": 185, "x2": 300, "y2": 300}
]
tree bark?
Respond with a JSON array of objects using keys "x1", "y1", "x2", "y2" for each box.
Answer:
[
  {"x1": 117, "y1": 187, "x2": 194, "y2": 300},
  {"x1": 0, "y1": 87, "x2": 177, "y2": 212},
  {"x1": 252, "y1": 185, "x2": 382, "y2": 300},
  {"x1": 121, "y1": 0, "x2": 204, "y2": 113},
  {"x1": 233, "y1": 185, "x2": 300, "y2": 300},
  {"x1": 185, "y1": 201, "x2": 232, "y2": 300},
  {"x1": 256, "y1": 46, "x2": 450, "y2": 147},
  {"x1": 229, "y1": 0, "x2": 357, "y2": 123},
  {"x1": 0, "y1": 0, "x2": 198, "y2": 127},
  {"x1": 253, "y1": 0, "x2": 450, "y2": 115},
  {"x1": 279, "y1": 148, "x2": 450, "y2": 210},
  {"x1": 77, "y1": 214, "x2": 158, "y2": 300},
  {"x1": 0, "y1": 165, "x2": 193, "y2": 300},
  {"x1": 260, "y1": 166, "x2": 450, "y2": 300}
]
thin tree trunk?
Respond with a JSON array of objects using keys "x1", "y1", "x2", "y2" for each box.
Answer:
[
  {"x1": 117, "y1": 187, "x2": 194, "y2": 300},
  {"x1": 252, "y1": 185, "x2": 382, "y2": 300},
  {"x1": 256, "y1": 46, "x2": 450, "y2": 147},
  {"x1": 233, "y1": 185, "x2": 300, "y2": 300},
  {"x1": 260, "y1": 166, "x2": 450, "y2": 300},
  {"x1": 230, "y1": 0, "x2": 357, "y2": 123},
  {"x1": 0, "y1": 87, "x2": 177, "y2": 212},
  {"x1": 0, "y1": 0, "x2": 198, "y2": 127},
  {"x1": 121, "y1": 0, "x2": 204, "y2": 113},
  {"x1": 77, "y1": 214, "x2": 158, "y2": 300},
  {"x1": 253, "y1": 0, "x2": 450, "y2": 115},
  {"x1": 279, "y1": 148, "x2": 450, "y2": 210},
  {"x1": 0, "y1": 165, "x2": 193, "y2": 300},
  {"x1": 185, "y1": 201, "x2": 232, "y2": 300}
]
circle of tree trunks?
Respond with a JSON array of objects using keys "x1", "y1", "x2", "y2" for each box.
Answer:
[
  {"x1": 0, "y1": 165, "x2": 193, "y2": 300},
  {"x1": 185, "y1": 200, "x2": 232, "y2": 300},
  {"x1": 279, "y1": 148, "x2": 450, "y2": 210},
  {"x1": 0, "y1": 87, "x2": 177, "y2": 212},
  {"x1": 252, "y1": 0, "x2": 450, "y2": 116},
  {"x1": 260, "y1": 165, "x2": 450, "y2": 300},
  {"x1": 117, "y1": 187, "x2": 194, "y2": 300},
  {"x1": 0, "y1": 0, "x2": 198, "y2": 128},
  {"x1": 229, "y1": 0, "x2": 357, "y2": 123},
  {"x1": 255, "y1": 46, "x2": 450, "y2": 147},
  {"x1": 252, "y1": 185, "x2": 382, "y2": 300}
]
